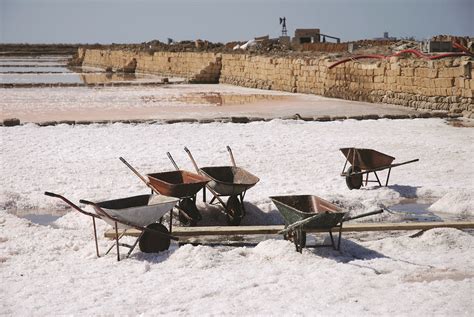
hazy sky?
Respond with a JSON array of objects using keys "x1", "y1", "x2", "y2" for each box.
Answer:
[{"x1": 1, "y1": 0, "x2": 473, "y2": 44}]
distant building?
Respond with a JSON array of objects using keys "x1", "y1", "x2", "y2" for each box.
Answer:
[
  {"x1": 292, "y1": 28, "x2": 341, "y2": 45},
  {"x1": 373, "y1": 32, "x2": 397, "y2": 41},
  {"x1": 293, "y1": 29, "x2": 321, "y2": 45}
]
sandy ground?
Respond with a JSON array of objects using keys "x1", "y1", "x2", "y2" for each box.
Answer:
[{"x1": 1, "y1": 84, "x2": 420, "y2": 122}]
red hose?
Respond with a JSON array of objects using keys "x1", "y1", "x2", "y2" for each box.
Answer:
[{"x1": 392, "y1": 49, "x2": 427, "y2": 58}]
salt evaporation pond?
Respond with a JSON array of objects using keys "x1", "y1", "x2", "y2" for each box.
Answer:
[{"x1": 0, "y1": 55, "x2": 165, "y2": 84}]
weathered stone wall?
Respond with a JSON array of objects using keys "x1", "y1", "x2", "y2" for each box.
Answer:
[
  {"x1": 136, "y1": 52, "x2": 221, "y2": 83},
  {"x1": 326, "y1": 57, "x2": 473, "y2": 114},
  {"x1": 82, "y1": 49, "x2": 221, "y2": 83},
  {"x1": 220, "y1": 54, "x2": 473, "y2": 115},
  {"x1": 80, "y1": 48, "x2": 473, "y2": 115}
]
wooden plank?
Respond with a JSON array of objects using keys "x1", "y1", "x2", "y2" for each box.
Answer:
[{"x1": 104, "y1": 221, "x2": 474, "y2": 239}]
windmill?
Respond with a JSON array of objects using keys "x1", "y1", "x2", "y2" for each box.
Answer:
[{"x1": 279, "y1": 17, "x2": 287, "y2": 36}]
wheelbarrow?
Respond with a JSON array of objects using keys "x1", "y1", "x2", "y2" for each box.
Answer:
[
  {"x1": 340, "y1": 147, "x2": 419, "y2": 190},
  {"x1": 44, "y1": 192, "x2": 179, "y2": 261},
  {"x1": 270, "y1": 195, "x2": 383, "y2": 252},
  {"x1": 184, "y1": 146, "x2": 260, "y2": 225},
  {"x1": 119, "y1": 156, "x2": 210, "y2": 226}
]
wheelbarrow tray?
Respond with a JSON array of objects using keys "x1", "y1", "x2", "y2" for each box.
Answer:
[
  {"x1": 94, "y1": 194, "x2": 178, "y2": 228},
  {"x1": 270, "y1": 195, "x2": 345, "y2": 229},
  {"x1": 340, "y1": 148, "x2": 395, "y2": 170},
  {"x1": 147, "y1": 170, "x2": 210, "y2": 198},
  {"x1": 200, "y1": 166, "x2": 260, "y2": 196}
]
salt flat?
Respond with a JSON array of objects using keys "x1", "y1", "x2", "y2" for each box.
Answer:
[{"x1": 1, "y1": 118, "x2": 473, "y2": 315}]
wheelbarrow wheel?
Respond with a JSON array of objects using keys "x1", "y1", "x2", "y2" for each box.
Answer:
[
  {"x1": 226, "y1": 195, "x2": 243, "y2": 226},
  {"x1": 345, "y1": 166, "x2": 363, "y2": 190},
  {"x1": 178, "y1": 198, "x2": 201, "y2": 226},
  {"x1": 294, "y1": 228, "x2": 306, "y2": 253},
  {"x1": 139, "y1": 223, "x2": 170, "y2": 253}
]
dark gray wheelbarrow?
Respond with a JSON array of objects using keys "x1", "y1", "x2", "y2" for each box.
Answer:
[
  {"x1": 271, "y1": 195, "x2": 383, "y2": 252},
  {"x1": 184, "y1": 146, "x2": 260, "y2": 225}
]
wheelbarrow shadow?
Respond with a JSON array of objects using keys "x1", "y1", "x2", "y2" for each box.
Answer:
[
  {"x1": 308, "y1": 238, "x2": 390, "y2": 275},
  {"x1": 308, "y1": 236, "x2": 387, "y2": 263},
  {"x1": 387, "y1": 185, "x2": 421, "y2": 199},
  {"x1": 241, "y1": 202, "x2": 284, "y2": 225},
  {"x1": 195, "y1": 201, "x2": 284, "y2": 226},
  {"x1": 132, "y1": 245, "x2": 180, "y2": 264},
  {"x1": 308, "y1": 235, "x2": 436, "y2": 273},
  {"x1": 353, "y1": 184, "x2": 421, "y2": 199}
]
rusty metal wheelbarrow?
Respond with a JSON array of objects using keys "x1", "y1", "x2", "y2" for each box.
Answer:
[
  {"x1": 45, "y1": 192, "x2": 178, "y2": 261},
  {"x1": 340, "y1": 147, "x2": 419, "y2": 190},
  {"x1": 271, "y1": 195, "x2": 383, "y2": 253},
  {"x1": 120, "y1": 156, "x2": 210, "y2": 226},
  {"x1": 184, "y1": 146, "x2": 260, "y2": 225}
]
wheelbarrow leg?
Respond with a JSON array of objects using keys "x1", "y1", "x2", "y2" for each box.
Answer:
[
  {"x1": 203, "y1": 187, "x2": 206, "y2": 203},
  {"x1": 373, "y1": 171, "x2": 382, "y2": 187},
  {"x1": 365, "y1": 173, "x2": 369, "y2": 186},
  {"x1": 239, "y1": 192, "x2": 246, "y2": 217},
  {"x1": 328, "y1": 230, "x2": 336, "y2": 250},
  {"x1": 92, "y1": 217, "x2": 100, "y2": 258},
  {"x1": 385, "y1": 167, "x2": 392, "y2": 187},
  {"x1": 105, "y1": 223, "x2": 126, "y2": 258},
  {"x1": 291, "y1": 228, "x2": 306, "y2": 253},
  {"x1": 169, "y1": 209, "x2": 173, "y2": 233},
  {"x1": 126, "y1": 231, "x2": 143, "y2": 258},
  {"x1": 115, "y1": 222, "x2": 120, "y2": 261},
  {"x1": 209, "y1": 195, "x2": 216, "y2": 205},
  {"x1": 341, "y1": 157, "x2": 349, "y2": 175},
  {"x1": 336, "y1": 225, "x2": 343, "y2": 251}
]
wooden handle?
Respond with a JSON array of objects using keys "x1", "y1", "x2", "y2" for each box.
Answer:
[
  {"x1": 119, "y1": 157, "x2": 149, "y2": 185},
  {"x1": 184, "y1": 147, "x2": 200, "y2": 173},
  {"x1": 167, "y1": 152, "x2": 180, "y2": 171},
  {"x1": 344, "y1": 209, "x2": 384, "y2": 222},
  {"x1": 227, "y1": 146, "x2": 236, "y2": 167}
]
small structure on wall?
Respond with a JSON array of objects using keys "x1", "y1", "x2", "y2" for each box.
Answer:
[
  {"x1": 293, "y1": 29, "x2": 321, "y2": 44},
  {"x1": 292, "y1": 29, "x2": 341, "y2": 46}
]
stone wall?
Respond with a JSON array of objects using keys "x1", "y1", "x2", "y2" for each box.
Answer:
[
  {"x1": 136, "y1": 52, "x2": 221, "y2": 83},
  {"x1": 82, "y1": 49, "x2": 221, "y2": 83},
  {"x1": 219, "y1": 54, "x2": 473, "y2": 115},
  {"x1": 80, "y1": 48, "x2": 473, "y2": 115},
  {"x1": 326, "y1": 57, "x2": 473, "y2": 114}
]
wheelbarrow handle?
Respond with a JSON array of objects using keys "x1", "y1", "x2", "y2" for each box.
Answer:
[
  {"x1": 184, "y1": 146, "x2": 200, "y2": 173},
  {"x1": 44, "y1": 192, "x2": 99, "y2": 218},
  {"x1": 119, "y1": 157, "x2": 150, "y2": 186},
  {"x1": 226, "y1": 146, "x2": 236, "y2": 167},
  {"x1": 343, "y1": 209, "x2": 384, "y2": 222},
  {"x1": 79, "y1": 199, "x2": 96, "y2": 206},
  {"x1": 166, "y1": 152, "x2": 180, "y2": 171},
  {"x1": 44, "y1": 191, "x2": 61, "y2": 198}
]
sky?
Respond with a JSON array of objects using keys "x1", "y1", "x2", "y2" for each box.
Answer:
[{"x1": 1, "y1": 0, "x2": 473, "y2": 44}]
